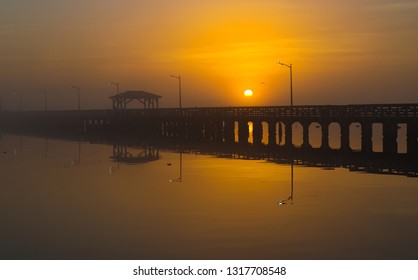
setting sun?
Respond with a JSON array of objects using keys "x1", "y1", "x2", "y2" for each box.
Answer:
[{"x1": 244, "y1": 89, "x2": 253, "y2": 97}]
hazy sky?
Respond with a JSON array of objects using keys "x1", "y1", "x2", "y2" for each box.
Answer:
[{"x1": 1, "y1": 0, "x2": 418, "y2": 110}]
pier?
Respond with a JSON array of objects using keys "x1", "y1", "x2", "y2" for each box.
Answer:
[{"x1": 1, "y1": 103, "x2": 417, "y2": 156}]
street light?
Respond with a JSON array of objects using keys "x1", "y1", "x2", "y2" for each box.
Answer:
[
  {"x1": 108, "y1": 81, "x2": 119, "y2": 95},
  {"x1": 69, "y1": 86, "x2": 80, "y2": 110},
  {"x1": 277, "y1": 61, "x2": 293, "y2": 108},
  {"x1": 13, "y1": 92, "x2": 22, "y2": 111},
  {"x1": 170, "y1": 75, "x2": 182, "y2": 109}
]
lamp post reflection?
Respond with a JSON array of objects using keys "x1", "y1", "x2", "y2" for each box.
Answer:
[
  {"x1": 45, "y1": 136, "x2": 48, "y2": 158},
  {"x1": 109, "y1": 142, "x2": 122, "y2": 174},
  {"x1": 169, "y1": 152, "x2": 183, "y2": 183},
  {"x1": 277, "y1": 158, "x2": 294, "y2": 205},
  {"x1": 12, "y1": 135, "x2": 23, "y2": 156},
  {"x1": 69, "y1": 140, "x2": 81, "y2": 166},
  {"x1": 40, "y1": 136, "x2": 48, "y2": 159},
  {"x1": 109, "y1": 160, "x2": 120, "y2": 174}
]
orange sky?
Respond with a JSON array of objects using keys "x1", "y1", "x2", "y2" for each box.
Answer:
[{"x1": 1, "y1": 0, "x2": 417, "y2": 110}]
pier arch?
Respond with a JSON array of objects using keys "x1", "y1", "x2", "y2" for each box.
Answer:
[
  {"x1": 292, "y1": 122, "x2": 303, "y2": 148},
  {"x1": 328, "y1": 122, "x2": 341, "y2": 150},
  {"x1": 350, "y1": 122, "x2": 362, "y2": 151},
  {"x1": 309, "y1": 122, "x2": 322, "y2": 148},
  {"x1": 372, "y1": 123, "x2": 383, "y2": 152}
]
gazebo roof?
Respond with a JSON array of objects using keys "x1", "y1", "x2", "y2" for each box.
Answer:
[{"x1": 109, "y1": 90, "x2": 162, "y2": 100}]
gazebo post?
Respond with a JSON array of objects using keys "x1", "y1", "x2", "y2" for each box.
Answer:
[{"x1": 110, "y1": 91, "x2": 162, "y2": 111}]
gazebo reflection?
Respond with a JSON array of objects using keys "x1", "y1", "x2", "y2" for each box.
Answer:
[{"x1": 111, "y1": 142, "x2": 160, "y2": 165}]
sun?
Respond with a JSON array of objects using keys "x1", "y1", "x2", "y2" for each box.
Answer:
[{"x1": 244, "y1": 89, "x2": 253, "y2": 97}]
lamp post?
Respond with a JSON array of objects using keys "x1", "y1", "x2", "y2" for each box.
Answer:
[
  {"x1": 43, "y1": 90, "x2": 48, "y2": 112},
  {"x1": 13, "y1": 92, "x2": 22, "y2": 111},
  {"x1": 108, "y1": 81, "x2": 119, "y2": 95},
  {"x1": 69, "y1": 86, "x2": 80, "y2": 110},
  {"x1": 170, "y1": 75, "x2": 182, "y2": 109},
  {"x1": 277, "y1": 61, "x2": 293, "y2": 109}
]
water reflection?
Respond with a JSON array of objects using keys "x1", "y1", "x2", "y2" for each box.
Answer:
[
  {"x1": 1, "y1": 132, "x2": 418, "y2": 260},
  {"x1": 169, "y1": 152, "x2": 183, "y2": 183},
  {"x1": 4, "y1": 129, "x2": 417, "y2": 178},
  {"x1": 67, "y1": 140, "x2": 81, "y2": 167},
  {"x1": 120, "y1": 137, "x2": 417, "y2": 178},
  {"x1": 111, "y1": 140, "x2": 160, "y2": 164},
  {"x1": 277, "y1": 159, "x2": 294, "y2": 205},
  {"x1": 42, "y1": 136, "x2": 48, "y2": 159}
]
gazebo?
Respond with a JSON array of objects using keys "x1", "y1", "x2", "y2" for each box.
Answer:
[{"x1": 110, "y1": 91, "x2": 161, "y2": 110}]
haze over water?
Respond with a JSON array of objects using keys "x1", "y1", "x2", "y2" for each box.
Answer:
[{"x1": 1, "y1": 133, "x2": 417, "y2": 260}]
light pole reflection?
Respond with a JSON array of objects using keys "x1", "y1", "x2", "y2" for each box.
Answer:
[
  {"x1": 45, "y1": 136, "x2": 48, "y2": 159},
  {"x1": 12, "y1": 135, "x2": 23, "y2": 156},
  {"x1": 278, "y1": 158, "x2": 294, "y2": 205},
  {"x1": 69, "y1": 140, "x2": 81, "y2": 166},
  {"x1": 169, "y1": 152, "x2": 183, "y2": 183}
]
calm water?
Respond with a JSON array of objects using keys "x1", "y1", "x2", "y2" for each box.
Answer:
[{"x1": 1, "y1": 133, "x2": 418, "y2": 260}]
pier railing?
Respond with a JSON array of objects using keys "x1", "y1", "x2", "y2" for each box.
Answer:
[
  {"x1": 1, "y1": 103, "x2": 417, "y2": 157},
  {"x1": 125, "y1": 103, "x2": 418, "y2": 119},
  {"x1": 1, "y1": 103, "x2": 418, "y2": 120}
]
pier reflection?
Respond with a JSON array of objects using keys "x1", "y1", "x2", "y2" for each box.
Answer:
[
  {"x1": 2, "y1": 122, "x2": 418, "y2": 260},
  {"x1": 1, "y1": 129, "x2": 417, "y2": 178},
  {"x1": 97, "y1": 132, "x2": 418, "y2": 178}
]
